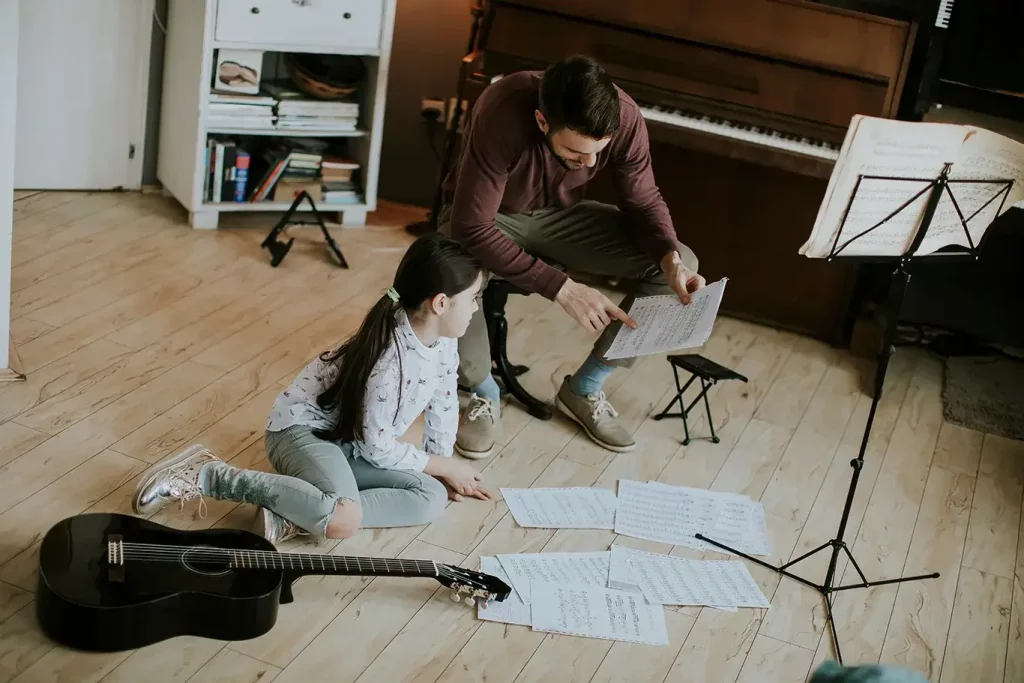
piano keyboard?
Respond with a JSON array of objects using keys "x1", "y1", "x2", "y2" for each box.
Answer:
[
  {"x1": 637, "y1": 104, "x2": 841, "y2": 162},
  {"x1": 935, "y1": 0, "x2": 954, "y2": 28}
]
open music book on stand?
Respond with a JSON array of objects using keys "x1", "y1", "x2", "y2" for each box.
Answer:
[{"x1": 695, "y1": 113, "x2": 1023, "y2": 664}]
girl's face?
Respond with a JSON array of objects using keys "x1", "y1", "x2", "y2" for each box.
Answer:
[{"x1": 435, "y1": 272, "x2": 484, "y2": 339}]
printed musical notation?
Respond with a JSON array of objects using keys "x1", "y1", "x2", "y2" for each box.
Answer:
[
  {"x1": 604, "y1": 279, "x2": 727, "y2": 360},
  {"x1": 613, "y1": 480, "x2": 771, "y2": 557},
  {"x1": 801, "y1": 115, "x2": 1024, "y2": 259},
  {"x1": 496, "y1": 552, "x2": 610, "y2": 603},
  {"x1": 609, "y1": 546, "x2": 770, "y2": 608},
  {"x1": 529, "y1": 582, "x2": 670, "y2": 646},
  {"x1": 501, "y1": 487, "x2": 618, "y2": 529},
  {"x1": 477, "y1": 557, "x2": 532, "y2": 626}
]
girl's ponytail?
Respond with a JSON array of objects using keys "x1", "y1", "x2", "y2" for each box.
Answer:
[
  {"x1": 313, "y1": 233, "x2": 482, "y2": 444},
  {"x1": 313, "y1": 293, "x2": 401, "y2": 442}
]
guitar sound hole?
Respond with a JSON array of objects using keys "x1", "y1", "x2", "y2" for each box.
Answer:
[{"x1": 180, "y1": 546, "x2": 233, "y2": 576}]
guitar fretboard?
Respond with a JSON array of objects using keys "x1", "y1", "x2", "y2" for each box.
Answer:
[
  {"x1": 228, "y1": 550, "x2": 437, "y2": 577},
  {"x1": 119, "y1": 542, "x2": 437, "y2": 578}
]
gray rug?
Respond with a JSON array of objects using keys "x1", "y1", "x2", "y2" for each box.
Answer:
[{"x1": 943, "y1": 355, "x2": 1024, "y2": 442}]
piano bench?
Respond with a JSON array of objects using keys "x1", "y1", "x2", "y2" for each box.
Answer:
[{"x1": 480, "y1": 276, "x2": 554, "y2": 421}]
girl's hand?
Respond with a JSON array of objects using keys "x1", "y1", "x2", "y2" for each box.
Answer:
[
  {"x1": 425, "y1": 456, "x2": 493, "y2": 501},
  {"x1": 443, "y1": 479, "x2": 493, "y2": 502},
  {"x1": 443, "y1": 459, "x2": 487, "y2": 495}
]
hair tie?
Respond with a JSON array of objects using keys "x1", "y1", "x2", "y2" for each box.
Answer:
[{"x1": 385, "y1": 286, "x2": 400, "y2": 303}]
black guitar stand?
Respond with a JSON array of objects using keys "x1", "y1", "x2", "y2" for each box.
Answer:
[
  {"x1": 260, "y1": 190, "x2": 348, "y2": 268},
  {"x1": 695, "y1": 162, "x2": 1014, "y2": 664},
  {"x1": 653, "y1": 354, "x2": 747, "y2": 445}
]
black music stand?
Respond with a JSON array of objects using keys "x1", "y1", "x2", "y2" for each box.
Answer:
[
  {"x1": 695, "y1": 161, "x2": 1015, "y2": 664},
  {"x1": 260, "y1": 190, "x2": 348, "y2": 269}
]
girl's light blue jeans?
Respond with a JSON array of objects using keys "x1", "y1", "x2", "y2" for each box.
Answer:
[{"x1": 199, "y1": 425, "x2": 447, "y2": 537}]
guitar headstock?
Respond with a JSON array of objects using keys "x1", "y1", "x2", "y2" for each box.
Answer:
[{"x1": 436, "y1": 563, "x2": 512, "y2": 607}]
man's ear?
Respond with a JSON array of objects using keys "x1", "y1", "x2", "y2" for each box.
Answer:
[{"x1": 534, "y1": 109, "x2": 549, "y2": 135}]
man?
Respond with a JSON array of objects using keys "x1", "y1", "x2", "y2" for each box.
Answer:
[{"x1": 439, "y1": 55, "x2": 705, "y2": 458}]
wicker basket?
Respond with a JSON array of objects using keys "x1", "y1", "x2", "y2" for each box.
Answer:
[{"x1": 283, "y1": 54, "x2": 364, "y2": 100}]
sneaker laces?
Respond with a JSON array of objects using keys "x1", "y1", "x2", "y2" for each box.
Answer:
[
  {"x1": 165, "y1": 460, "x2": 209, "y2": 519},
  {"x1": 467, "y1": 393, "x2": 496, "y2": 422},
  {"x1": 588, "y1": 391, "x2": 619, "y2": 421}
]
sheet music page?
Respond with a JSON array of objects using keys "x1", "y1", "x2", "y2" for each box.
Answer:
[
  {"x1": 607, "y1": 545, "x2": 645, "y2": 594},
  {"x1": 476, "y1": 557, "x2": 532, "y2": 626},
  {"x1": 496, "y1": 552, "x2": 611, "y2": 604},
  {"x1": 530, "y1": 582, "x2": 670, "y2": 646},
  {"x1": 604, "y1": 279, "x2": 727, "y2": 360},
  {"x1": 615, "y1": 480, "x2": 771, "y2": 556},
  {"x1": 801, "y1": 116, "x2": 968, "y2": 258},
  {"x1": 609, "y1": 546, "x2": 770, "y2": 608},
  {"x1": 609, "y1": 546, "x2": 733, "y2": 611},
  {"x1": 500, "y1": 487, "x2": 618, "y2": 529},
  {"x1": 917, "y1": 126, "x2": 1024, "y2": 254}
]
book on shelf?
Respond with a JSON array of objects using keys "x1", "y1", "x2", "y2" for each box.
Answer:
[
  {"x1": 203, "y1": 136, "x2": 363, "y2": 206},
  {"x1": 261, "y1": 80, "x2": 362, "y2": 132},
  {"x1": 206, "y1": 83, "x2": 361, "y2": 133},
  {"x1": 207, "y1": 91, "x2": 276, "y2": 130},
  {"x1": 204, "y1": 140, "x2": 251, "y2": 203}
]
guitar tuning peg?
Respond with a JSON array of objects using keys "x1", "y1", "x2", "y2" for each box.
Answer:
[
  {"x1": 465, "y1": 596, "x2": 476, "y2": 607},
  {"x1": 450, "y1": 590, "x2": 461, "y2": 603}
]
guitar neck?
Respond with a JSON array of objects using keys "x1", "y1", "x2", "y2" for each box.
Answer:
[
  {"x1": 119, "y1": 542, "x2": 438, "y2": 579},
  {"x1": 229, "y1": 549, "x2": 438, "y2": 579}
]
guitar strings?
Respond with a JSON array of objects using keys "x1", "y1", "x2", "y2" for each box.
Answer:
[
  {"x1": 120, "y1": 545, "x2": 433, "y2": 570},
  {"x1": 117, "y1": 542, "x2": 446, "y2": 574},
  {"x1": 116, "y1": 547, "x2": 484, "y2": 591},
  {"x1": 115, "y1": 543, "x2": 485, "y2": 588}
]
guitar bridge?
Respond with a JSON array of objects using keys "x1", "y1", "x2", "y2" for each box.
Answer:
[{"x1": 107, "y1": 534, "x2": 125, "y2": 582}]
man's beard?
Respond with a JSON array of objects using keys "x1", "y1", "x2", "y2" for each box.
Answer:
[{"x1": 543, "y1": 134, "x2": 584, "y2": 171}]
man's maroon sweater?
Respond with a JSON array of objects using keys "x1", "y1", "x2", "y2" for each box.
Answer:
[{"x1": 442, "y1": 71, "x2": 678, "y2": 300}]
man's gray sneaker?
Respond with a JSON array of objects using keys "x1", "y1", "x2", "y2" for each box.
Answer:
[{"x1": 556, "y1": 376, "x2": 635, "y2": 452}]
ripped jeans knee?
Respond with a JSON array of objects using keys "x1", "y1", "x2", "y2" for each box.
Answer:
[{"x1": 323, "y1": 496, "x2": 363, "y2": 539}]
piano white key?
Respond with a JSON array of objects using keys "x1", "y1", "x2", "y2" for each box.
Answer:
[
  {"x1": 638, "y1": 104, "x2": 839, "y2": 162},
  {"x1": 935, "y1": 0, "x2": 954, "y2": 28}
]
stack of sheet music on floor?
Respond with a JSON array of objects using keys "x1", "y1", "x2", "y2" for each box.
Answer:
[{"x1": 476, "y1": 480, "x2": 772, "y2": 646}]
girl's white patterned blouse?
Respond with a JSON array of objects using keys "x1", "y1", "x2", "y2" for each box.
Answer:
[{"x1": 266, "y1": 308, "x2": 459, "y2": 472}]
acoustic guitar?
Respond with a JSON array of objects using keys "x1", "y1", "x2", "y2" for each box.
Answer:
[{"x1": 36, "y1": 512, "x2": 511, "y2": 652}]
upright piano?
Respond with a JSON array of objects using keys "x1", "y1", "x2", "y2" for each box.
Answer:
[{"x1": 452, "y1": 0, "x2": 947, "y2": 344}]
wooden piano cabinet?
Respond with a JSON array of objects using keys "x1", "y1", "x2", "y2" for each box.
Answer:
[
  {"x1": 501, "y1": 0, "x2": 913, "y2": 83},
  {"x1": 585, "y1": 142, "x2": 859, "y2": 345}
]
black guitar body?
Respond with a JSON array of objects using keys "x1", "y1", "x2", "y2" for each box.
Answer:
[{"x1": 37, "y1": 513, "x2": 284, "y2": 652}]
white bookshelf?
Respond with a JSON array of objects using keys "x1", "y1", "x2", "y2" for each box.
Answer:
[{"x1": 156, "y1": 0, "x2": 396, "y2": 229}]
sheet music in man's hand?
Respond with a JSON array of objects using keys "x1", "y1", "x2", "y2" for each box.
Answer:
[
  {"x1": 604, "y1": 278, "x2": 727, "y2": 360},
  {"x1": 801, "y1": 115, "x2": 1024, "y2": 259}
]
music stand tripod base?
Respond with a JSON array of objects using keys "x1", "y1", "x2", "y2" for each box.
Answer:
[
  {"x1": 260, "y1": 190, "x2": 349, "y2": 269},
  {"x1": 653, "y1": 354, "x2": 747, "y2": 445},
  {"x1": 691, "y1": 161, "x2": 1014, "y2": 664}
]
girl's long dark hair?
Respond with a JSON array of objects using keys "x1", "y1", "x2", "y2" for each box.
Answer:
[{"x1": 313, "y1": 233, "x2": 482, "y2": 443}]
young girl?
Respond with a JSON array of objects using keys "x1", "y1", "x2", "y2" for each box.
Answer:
[{"x1": 132, "y1": 233, "x2": 492, "y2": 544}]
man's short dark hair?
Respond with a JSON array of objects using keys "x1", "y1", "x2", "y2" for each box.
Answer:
[{"x1": 538, "y1": 55, "x2": 620, "y2": 139}]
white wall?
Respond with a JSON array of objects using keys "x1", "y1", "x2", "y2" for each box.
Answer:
[{"x1": 0, "y1": 0, "x2": 19, "y2": 369}]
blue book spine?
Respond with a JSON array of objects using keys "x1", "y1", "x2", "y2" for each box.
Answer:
[{"x1": 234, "y1": 151, "x2": 250, "y2": 202}]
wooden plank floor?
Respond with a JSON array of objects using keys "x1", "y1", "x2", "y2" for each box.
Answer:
[{"x1": 1, "y1": 191, "x2": 1022, "y2": 683}]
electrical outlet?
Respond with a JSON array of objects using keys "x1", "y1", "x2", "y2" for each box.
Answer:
[
  {"x1": 421, "y1": 97, "x2": 446, "y2": 122},
  {"x1": 447, "y1": 98, "x2": 469, "y2": 132}
]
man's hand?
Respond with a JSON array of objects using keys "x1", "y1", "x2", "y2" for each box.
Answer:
[
  {"x1": 556, "y1": 278, "x2": 638, "y2": 333},
  {"x1": 662, "y1": 251, "x2": 706, "y2": 305}
]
